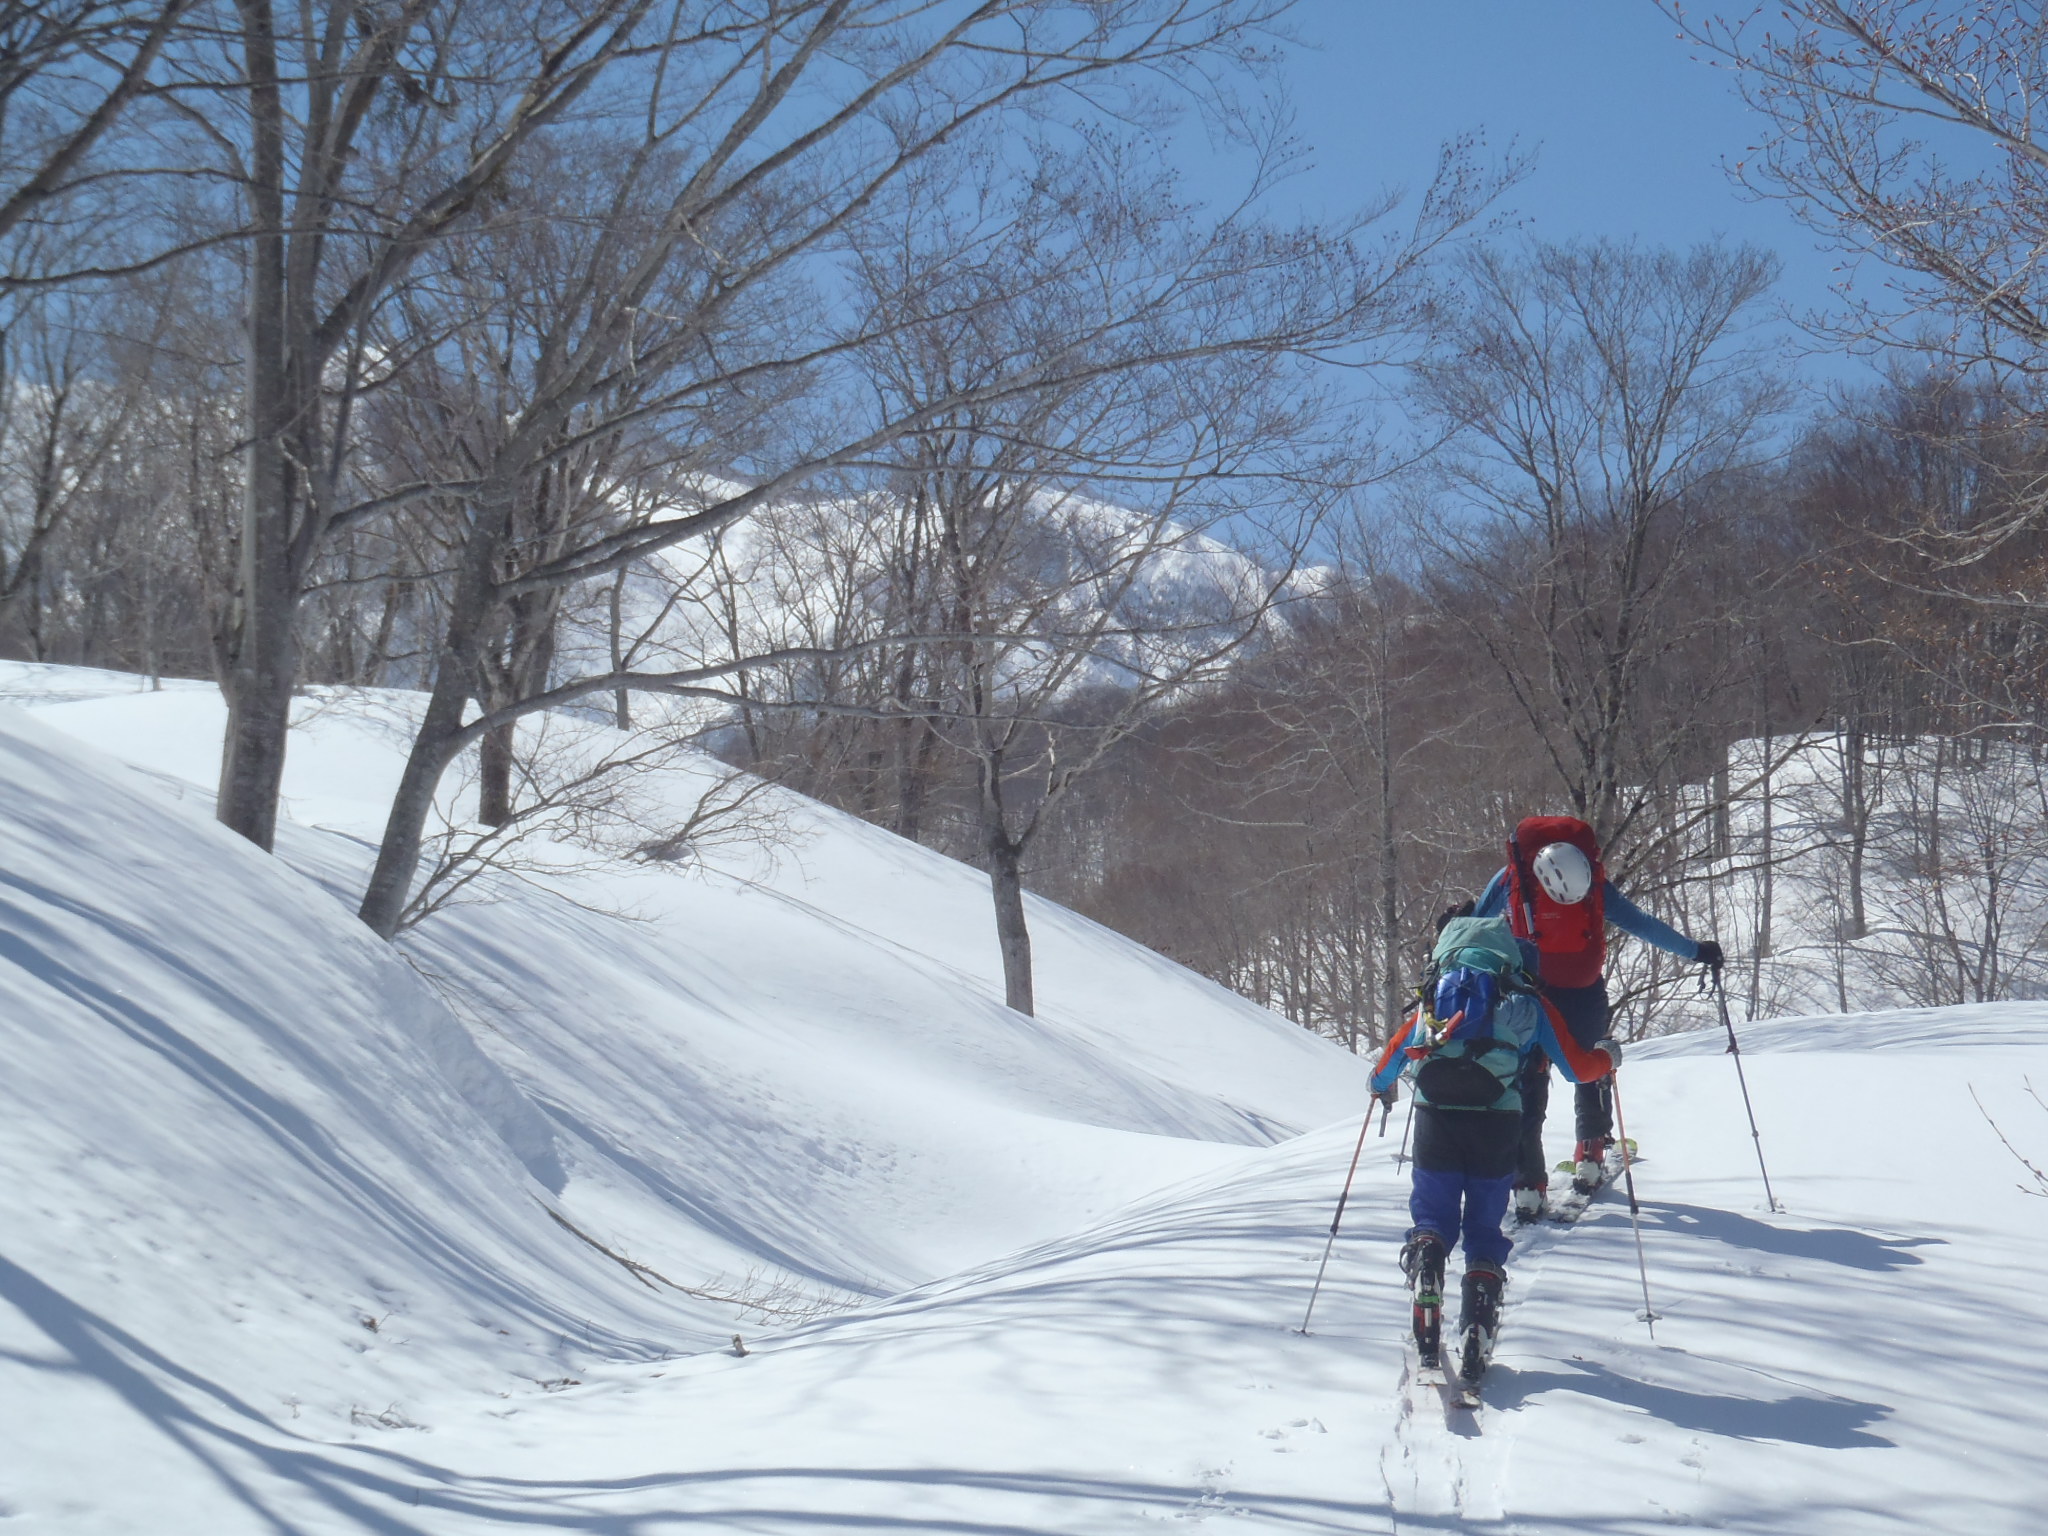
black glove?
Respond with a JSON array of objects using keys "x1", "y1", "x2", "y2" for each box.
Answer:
[
  {"x1": 1695, "y1": 939, "x2": 1724, "y2": 970},
  {"x1": 1373, "y1": 1086, "x2": 1399, "y2": 1111},
  {"x1": 1434, "y1": 899, "x2": 1475, "y2": 935}
]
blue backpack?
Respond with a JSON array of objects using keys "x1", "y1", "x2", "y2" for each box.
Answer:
[{"x1": 1410, "y1": 917, "x2": 1528, "y2": 1110}]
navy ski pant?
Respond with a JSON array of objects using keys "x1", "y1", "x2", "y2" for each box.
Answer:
[
  {"x1": 1516, "y1": 980, "x2": 1612, "y2": 1187},
  {"x1": 1409, "y1": 1106, "x2": 1519, "y2": 1270}
]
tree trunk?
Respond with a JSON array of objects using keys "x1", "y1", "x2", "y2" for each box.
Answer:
[
  {"x1": 1843, "y1": 722, "x2": 1869, "y2": 940},
  {"x1": 357, "y1": 673, "x2": 473, "y2": 938},
  {"x1": 217, "y1": 0, "x2": 296, "y2": 852},
  {"x1": 358, "y1": 477, "x2": 513, "y2": 938},
  {"x1": 369, "y1": 580, "x2": 405, "y2": 687},
  {"x1": 987, "y1": 829, "x2": 1034, "y2": 1016},
  {"x1": 474, "y1": 587, "x2": 559, "y2": 829},
  {"x1": 608, "y1": 567, "x2": 631, "y2": 729},
  {"x1": 478, "y1": 722, "x2": 514, "y2": 827},
  {"x1": 1749, "y1": 732, "x2": 1775, "y2": 1015},
  {"x1": 218, "y1": 631, "x2": 298, "y2": 849},
  {"x1": 976, "y1": 742, "x2": 1034, "y2": 1014},
  {"x1": 894, "y1": 717, "x2": 938, "y2": 842},
  {"x1": 1711, "y1": 761, "x2": 1732, "y2": 860},
  {"x1": 1376, "y1": 705, "x2": 1402, "y2": 1044},
  {"x1": 1343, "y1": 912, "x2": 1365, "y2": 1053}
]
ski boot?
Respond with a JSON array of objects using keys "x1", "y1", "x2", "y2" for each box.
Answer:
[
  {"x1": 1399, "y1": 1229, "x2": 1447, "y2": 1369},
  {"x1": 1456, "y1": 1261, "x2": 1505, "y2": 1394},
  {"x1": 1571, "y1": 1137, "x2": 1611, "y2": 1195},
  {"x1": 1512, "y1": 1180, "x2": 1547, "y2": 1225}
]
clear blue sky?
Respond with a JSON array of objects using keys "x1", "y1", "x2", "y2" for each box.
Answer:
[{"x1": 1183, "y1": 1, "x2": 1877, "y2": 389}]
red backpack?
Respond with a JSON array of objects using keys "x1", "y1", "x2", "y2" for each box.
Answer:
[{"x1": 1504, "y1": 816, "x2": 1607, "y2": 988}]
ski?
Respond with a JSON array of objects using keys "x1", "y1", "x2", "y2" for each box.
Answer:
[
  {"x1": 1444, "y1": 1328, "x2": 1490, "y2": 1409},
  {"x1": 1544, "y1": 1179, "x2": 1599, "y2": 1225},
  {"x1": 1546, "y1": 1140, "x2": 1635, "y2": 1224},
  {"x1": 1409, "y1": 1348, "x2": 1477, "y2": 1414},
  {"x1": 1406, "y1": 1346, "x2": 1451, "y2": 1418},
  {"x1": 1450, "y1": 1345, "x2": 1485, "y2": 1407}
]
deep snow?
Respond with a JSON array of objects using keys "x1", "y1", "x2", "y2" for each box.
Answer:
[{"x1": 0, "y1": 661, "x2": 2043, "y2": 1533}]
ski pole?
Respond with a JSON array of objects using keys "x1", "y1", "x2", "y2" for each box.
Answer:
[
  {"x1": 1393, "y1": 1094, "x2": 1415, "y2": 1168},
  {"x1": 1712, "y1": 969, "x2": 1783, "y2": 1213},
  {"x1": 1297, "y1": 1097, "x2": 1387, "y2": 1335},
  {"x1": 1609, "y1": 1073, "x2": 1658, "y2": 1337}
]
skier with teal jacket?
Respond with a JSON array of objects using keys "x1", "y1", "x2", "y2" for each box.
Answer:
[{"x1": 1369, "y1": 914, "x2": 1616, "y2": 1385}]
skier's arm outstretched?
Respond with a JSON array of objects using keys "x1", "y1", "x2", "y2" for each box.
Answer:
[
  {"x1": 1533, "y1": 995, "x2": 1614, "y2": 1083},
  {"x1": 1479, "y1": 865, "x2": 1713, "y2": 965},
  {"x1": 1368, "y1": 1012, "x2": 1424, "y2": 1097},
  {"x1": 1602, "y1": 882, "x2": 1708, "y2": 962}
]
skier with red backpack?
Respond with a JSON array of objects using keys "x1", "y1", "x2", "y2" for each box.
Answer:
[{"x1": 1471, "y1": 815, "x2": 1723, "y2": 1220}]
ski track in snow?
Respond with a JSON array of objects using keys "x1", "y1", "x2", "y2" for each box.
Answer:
[
  {"x1": 1382, "y1": 1358, "x2": 1479, "y2": 1528},
  {"x1": 1377, "y1": 1189, "x2": 1593, "y2": 1532}
]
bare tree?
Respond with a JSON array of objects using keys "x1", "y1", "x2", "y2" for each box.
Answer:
[
  {"x1": 1148, "y1": 515, "x2": 1486, "y2": 1046},
  {"x1": 143, "y1": 0, "x2": 661, "y2": 850},
  {"x1": 894, "y1": 480, "x2": 1324, "y2": 1018},
  {"x1": 394, "y1": 715, "x2": 796, "y2": 935},
  {"x1": 0, "y1": 0, "x2": 195, "y2": 277},
  {"x1": 718, "y1": 131, "x2": 1501, "y2": 1015},
  {"x1": 0, "y1": 266, "x2": 222, "y2": 669},
  {"x1": 1667, "y1": 6, "x2": 2048, "y2": 674},
  {"x1": 1668, "y1": 2, "x2": 2048, "y2": 381},
  {"x1": 347, "y1": 1, "x2": 1331, "y2": 940},
  {"x1": 1857, "y1": 734, "x2": 2048, "y2": 1007},
  {"x1": 1411, "y1": 238, "x2": 1793, "y2": 853}
]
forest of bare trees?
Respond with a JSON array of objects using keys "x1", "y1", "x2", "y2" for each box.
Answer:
[{"x1": 6, "y1": 0, "x2": 2048, "y2": 1038}]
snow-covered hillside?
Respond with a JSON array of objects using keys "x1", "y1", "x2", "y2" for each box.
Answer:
[
  {"x1": 0, "y1": 661, "x2": 1363, "y2": 1529},
  {"x1": 2, "y1": 661, "x2": 2044, "y2": 1533},
  {"x1": 1621, "y1": 733, "x2": 2048, "y2": 1035}
]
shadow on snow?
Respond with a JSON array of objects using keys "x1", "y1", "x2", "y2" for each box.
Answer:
[{"x1": 1484, "y1": 1356, "x2": 1895, "y2": 1449}]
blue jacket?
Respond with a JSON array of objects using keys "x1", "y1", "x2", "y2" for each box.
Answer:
[{"x1": 1472, "y1": 870, "x2": 1701, "y2": 964}]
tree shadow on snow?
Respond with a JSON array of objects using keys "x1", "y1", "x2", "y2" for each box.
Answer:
[
  {"x1": 0, "y1": 1248, "x2": 1402, "y2": 1533},
  {"x1": 1640, "y1": 1201, "x2": 1941, "y2": 1272},
  {"x1": 0, "y1": 883, "x2": 669, "y2": 1360},
  {"x1": 1484, "y1": 1357, "x2": 1895, "y2": 1449},
  {"x1": 344, "y1": 1460, "x2": 1404, "y2": 1534},
  {"x1": 0, "y1": 1252, "x2": 436, "y2": 1534}
]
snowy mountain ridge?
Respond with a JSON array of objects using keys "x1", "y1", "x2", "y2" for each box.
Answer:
[{"x1": 552, "y1": 476, "x2": 1318, "y2": 714}]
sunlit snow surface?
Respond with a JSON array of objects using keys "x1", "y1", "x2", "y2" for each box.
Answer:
[{"x1": 0, "y1": 662, "x2": 2042, "y2": 1533}]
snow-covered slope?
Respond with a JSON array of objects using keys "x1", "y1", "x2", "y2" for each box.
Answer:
[
  {"x1": 3, "y1": 661, "x2": 2044, "y2": 1533},
  {"x1": 0, "y1": 661, "x2": 1368, "y2": 1530},
  {"x1": 368, "y1": 1003, "x2": 2048, "y2": 1535}
]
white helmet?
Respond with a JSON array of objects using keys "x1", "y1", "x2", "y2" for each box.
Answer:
[{"x1": 1532, "y1": 842, "x2": 1594, "y2": 904}]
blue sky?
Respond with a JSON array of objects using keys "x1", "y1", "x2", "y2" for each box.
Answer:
[{"x1": 1181, "y1": 1, "x2": 1877, "y2": 389}]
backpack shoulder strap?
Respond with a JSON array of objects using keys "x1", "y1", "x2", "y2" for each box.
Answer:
[{"x1": 1505, "y1": 835, "x2": 1538, "y2": 938}]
